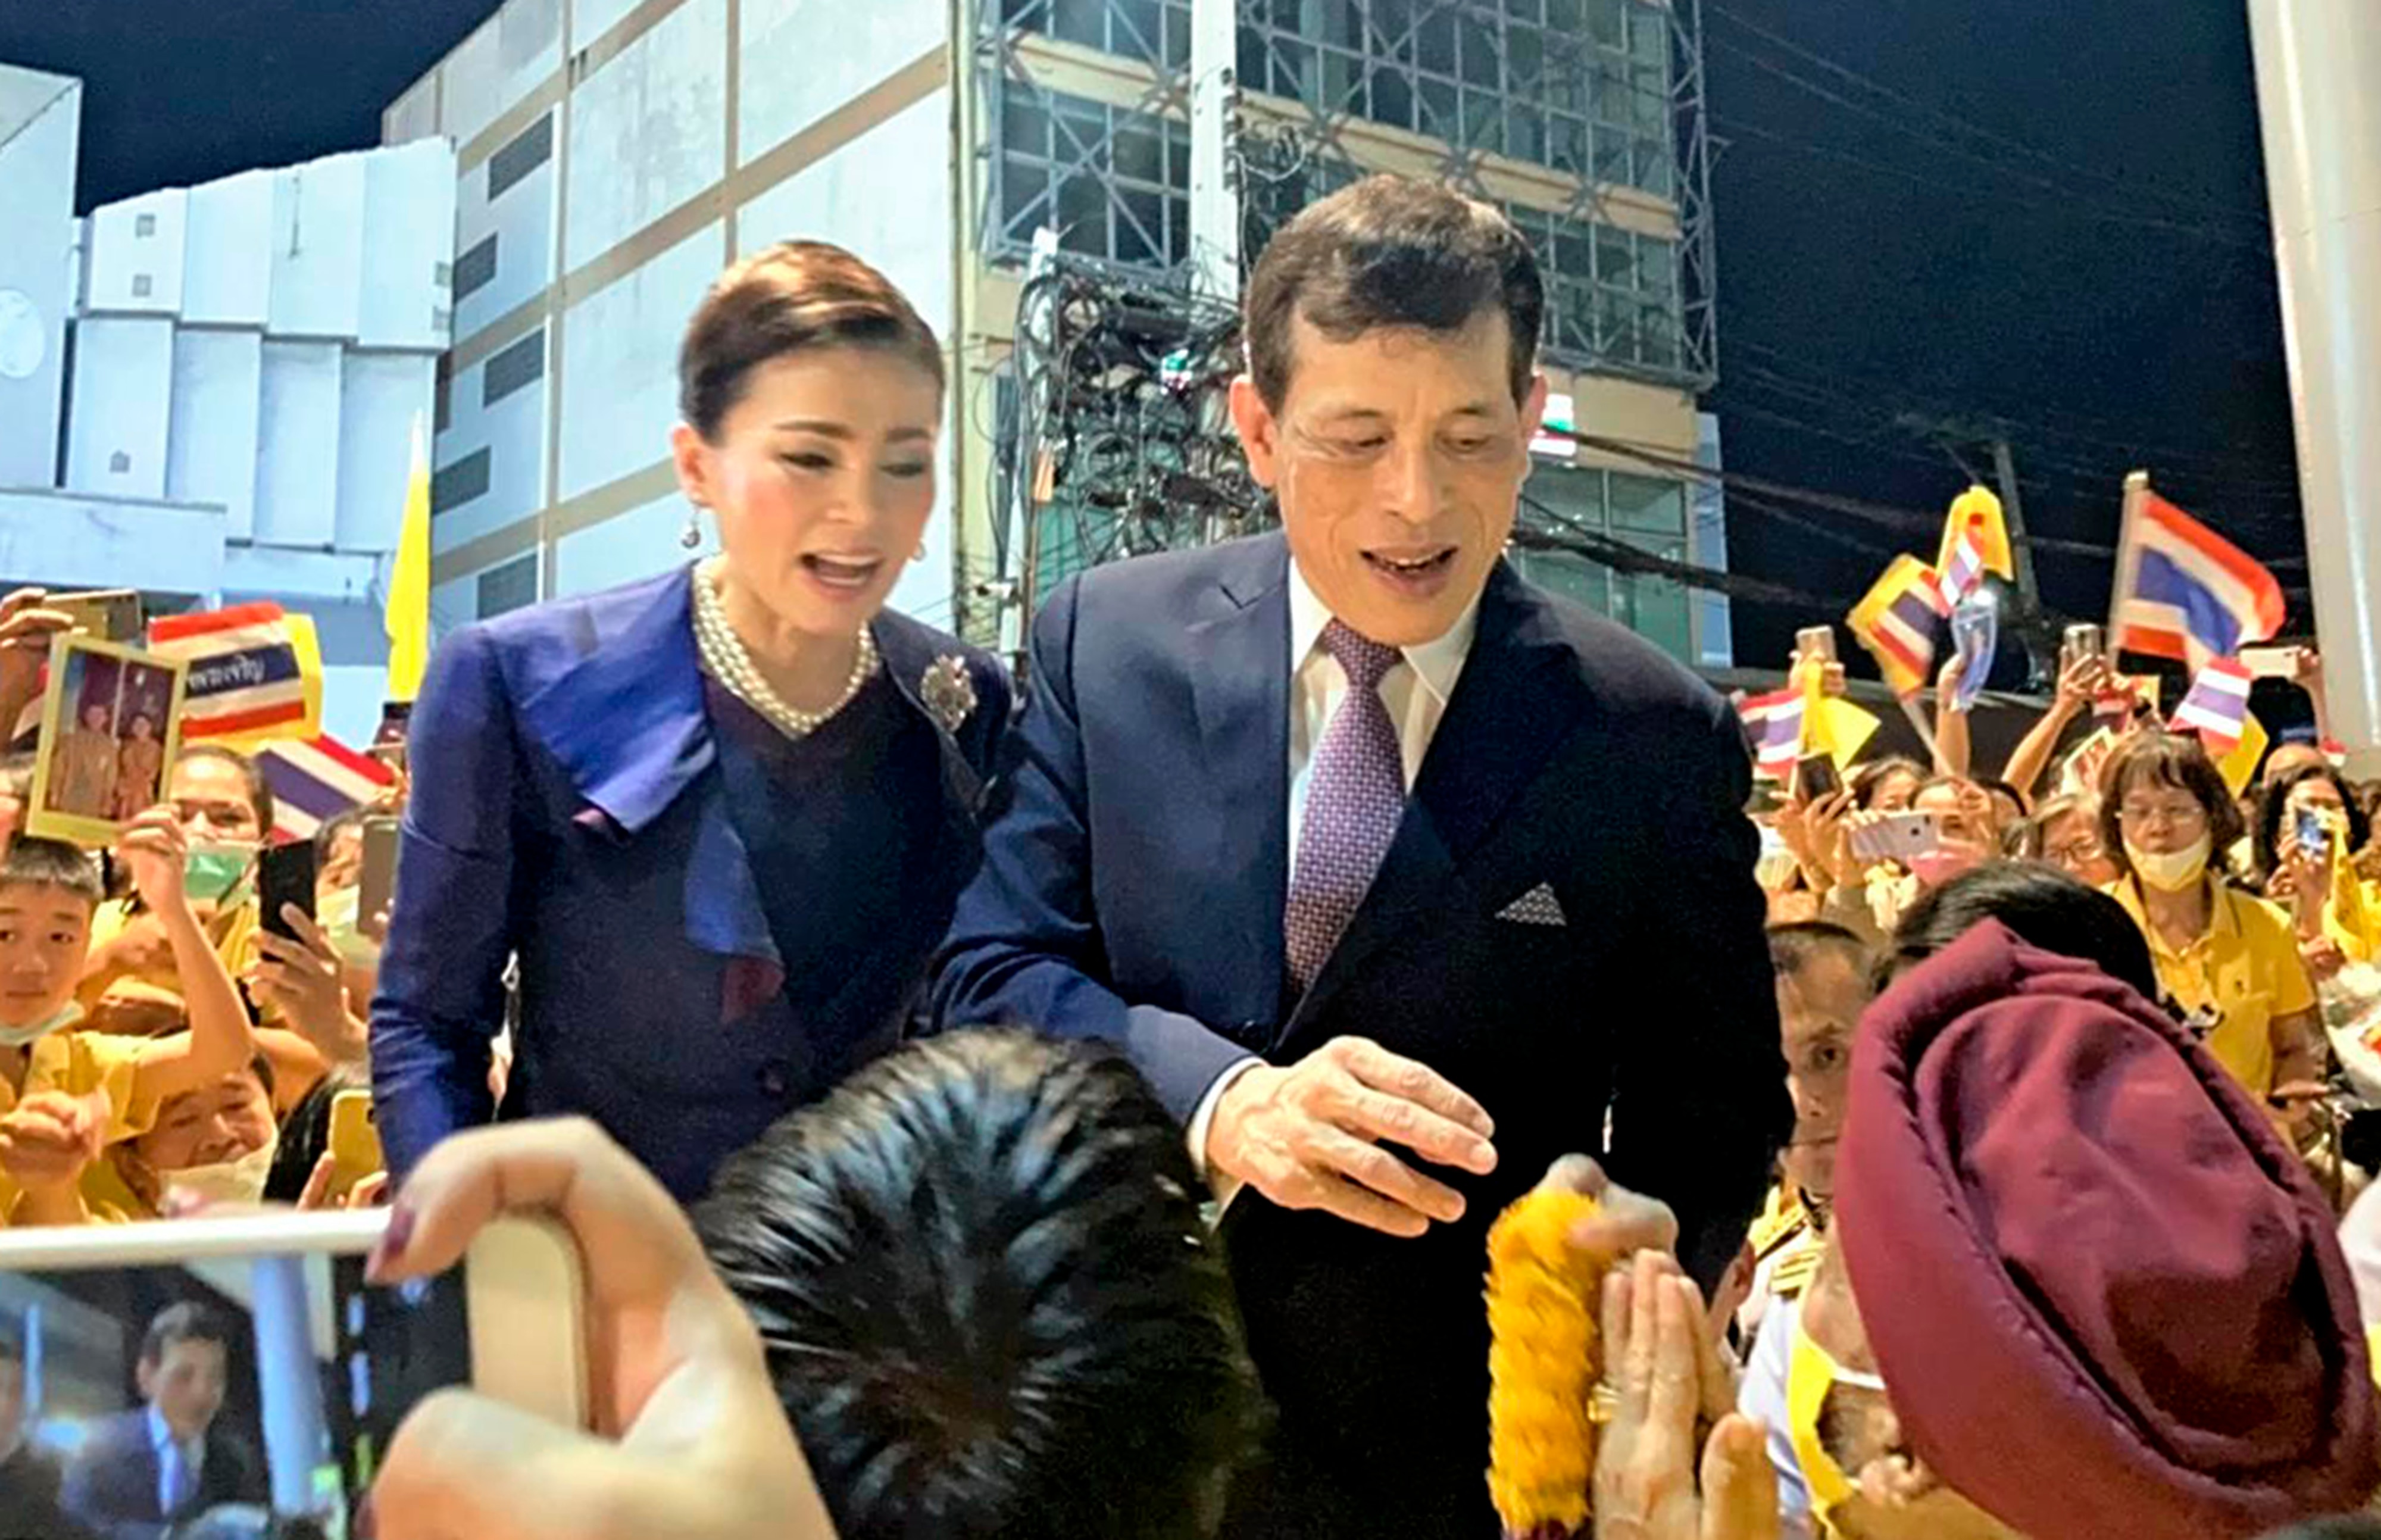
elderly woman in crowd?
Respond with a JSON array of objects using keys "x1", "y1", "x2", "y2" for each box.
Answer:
[{"x1": 372, "y1": 241, "x2": 1011, "y2": 1201}]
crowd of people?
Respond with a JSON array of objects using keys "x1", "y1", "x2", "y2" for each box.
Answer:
[{"x1": 0, "y1": 170, "x2": 2374, "y2": 1539}]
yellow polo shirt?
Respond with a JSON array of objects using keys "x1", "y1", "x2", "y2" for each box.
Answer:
[
  {"x1": 2108, "y1": 877, "x2": 2316, "y2": 1097},
  {"x1": 0, "y1": 1030, "x2": 160, "y2": 1224}
]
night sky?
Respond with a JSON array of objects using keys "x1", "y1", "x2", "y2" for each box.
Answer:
[{"x1": 0, "y1": 1, "x2": 2308, "y2": 688}]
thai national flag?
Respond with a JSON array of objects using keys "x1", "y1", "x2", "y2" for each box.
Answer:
[
  {"x1": 255, "y1": 734, "x2": 395, "y2": 844},
  {"x1": 2113, "y1": 489, "x2": 2286, "y2": 672},
  {"x1": 2170, "y1": 657, "x2": 2254, "y2": 754},
  {"x1": 1939, "y1": 524, "x2": 1989, "y2": 608},
  {"x1": 146, "y1": 602, "x2": 321, "y2": 742},
  {"x1": 1847, "y1": 555, "x2": 1952, "y2": 698},
  {"x1": 1739, "y1": 688, "x2": 1804, "y2": 779}
]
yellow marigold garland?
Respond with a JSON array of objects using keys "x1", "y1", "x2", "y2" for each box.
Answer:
[{"x1": 1486, "y1": 1186, "x2": 1604, "y2": 1538}]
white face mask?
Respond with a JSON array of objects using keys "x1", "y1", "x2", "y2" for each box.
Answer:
[
  {"x1": 0, "y1": 1000, "x2": 83, "y2": 1049},
  {"x1": 2126, "y1": 833, "x2": 2214, "y2": 894},
  {"x1": 164, "y1": 1133, "x2": 279, "y2": 1210}
]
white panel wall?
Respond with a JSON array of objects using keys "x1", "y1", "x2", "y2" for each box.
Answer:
[
  {"x1": 0, "y1": 489, "x2": 226, "y2": 597},
  {"x1": 167, "y1": 330, "x2": 264, "y2": 539},
  {"x1": 358, "y1": 142, "x2": 460, "y2": 351},
  {"x1": 439, "y1": 0, "x2": 564, "y2": 149},
  {"x1": 557, "y1": 220, "x2": 721, "y2": 502},
  {"x1": 454, "y1": 111, "x2": 558, "y2": 340},
  {"x1": 738, "y1": 0, "x2": 945, "y2": 165},
  {"x1": 553, "y1": 493, "x2": 711, "y2": 597},
  {"x1": 84, "y1": 189, "x2": 188, "y2": 316},
  {"x1": 433, "y1": 338, "x2": 551, "y2": 552},
  {"x1": 0, "y1": 69, "x2": 77, "y2": 491},
  {"x1": 253, "y1": 341, "x2": 345, "y2": 546},
  {"x1": 182, "y1": 170, "x2": 274, "y2": 328},
  {"x1": 573, "y1": 0, "x2": 650, "y2": 54},
  {"x1": 736, "y1": 94, "x2": 955, "y2": 622},
  {"x1": 335, "y1": 354, "x2": 438, "y2": 554},
  {"x1": 267, "y1": 156, "x2": 367, "y2": 340},
  {"x1": 65, "y1": 317, "x2": 175, "y2": 500},
  {"x1": 383, "y1": 76, "x2": 441, "y2": 147},
  {"x1": 564, "y1": 0, "x2": 727, "y2": 268}
]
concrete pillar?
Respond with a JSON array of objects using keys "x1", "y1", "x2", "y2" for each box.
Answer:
[{"x1": 2246, "y1": 0, "x2": 2381, "y2": 770}]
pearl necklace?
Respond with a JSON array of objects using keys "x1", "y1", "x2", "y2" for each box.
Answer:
[{"x1": 690, "y1": 558, "x2": 879, "y2": 740}]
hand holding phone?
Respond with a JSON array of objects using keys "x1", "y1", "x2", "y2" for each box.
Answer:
[
  {"x1": 1795, "y1": 754, "x2": 1842, "y2": 804},
  {"x1": 258, "y1": 839, "x2": 318, "y2": 942},
  {"x1": 370, "y1": 1121, "x2": 833, "y2": 1540},
  {"x1": 1850, "y1": 811, "x2": 1941, "y2": 866}
]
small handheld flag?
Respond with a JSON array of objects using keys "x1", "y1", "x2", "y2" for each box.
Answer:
[
  {"x1": 1739, "y1": 687, "x2": 1804, "y2": 780},
  {"x1": 2171, "y1": 657, "x2": 2255, "y2": 755},
  {"x1": 1846, "y1": 556, "x2": 1951, "y2": 699},
  {"x1": 2110, "y1": 474, "x2": 2287, "y2": 672},
  {"x1": 146, "y1": 602, "x2": 324, "y2": 745},
  {"x1": 1936, "y1": 485, "x2": 2015, "y2": 590},
  {"x1": 255, "y1": 733, "x2": 398, "y2": 843}
]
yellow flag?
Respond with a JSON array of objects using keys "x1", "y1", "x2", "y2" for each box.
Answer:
[
  {"x1": 2215, "y1": 712, "x2": 2269, "y2": 798},
  {"x1": 385, "y1": 414, "x2": 433, "y2": 703},
  {"x1": 2330, "y1": 818, "x2": 2379, "y2": 961},
  {"x1": 1937, "y1": 485, "x2": 2016, "y2": 582},
  {"x1": 1798, "y1": 658, "x2": 1879, "y2": 769}
]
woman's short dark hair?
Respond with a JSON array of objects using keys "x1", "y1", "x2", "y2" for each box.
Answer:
[
  {"x1": 678, "y1": 241, "x2": 944, "y2": 441},
  {"x1": 1881, "y1": 861, "x2": 2162, "y2": 1003},
  {"x1": 1976, "y1": 776, "x2": 2030, "y2": 820},
  {"x1": 1849, "y1": 755, "x2": 1926, "y2": 811},
  {"x1": 695, "y1": 1030, "x2": 1265, "y2": 1540},
  {"x1": 2254, "y1": 764, "x2": 2373, "y2": 886},
  {"x1": 2014, "y1": 792, "x2": 2096, "y2": 860},
  {"x1": 1243, "y1": 173, "x2": 1543, "y2": 412},
  {"x1": 173, "y1": 743, "x2": 275, "y2": 836},
  {"x1": 2096, "y1": 732, "x2": 2244, "y2": 883}
]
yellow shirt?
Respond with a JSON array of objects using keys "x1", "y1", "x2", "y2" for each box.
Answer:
[
  {"x1": 0, "y1": 1029, "x2": 161, "y2": 1224},
  {"x1": 2109, "y1": 877, "x2": 2317, "y2": 1097}
]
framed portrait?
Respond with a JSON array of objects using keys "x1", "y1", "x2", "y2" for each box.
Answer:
[{"x1": 27, "y1": 633, "x2": 188, "y2": 846}]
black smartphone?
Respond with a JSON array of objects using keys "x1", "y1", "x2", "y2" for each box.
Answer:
[
  {"x1": 1795, "y1": 753, "x2": 1842, "y2": 802},
  {"x1": 358, "y1": 815, "x2": 400, "y2": 934},
  {"x1": 258, "y1": 839, "x2": 317, "y2": 940}
]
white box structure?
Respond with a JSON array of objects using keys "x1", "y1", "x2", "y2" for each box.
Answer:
[{"x1": 0, "y1": 65, "x2": 80, "y2": 492}]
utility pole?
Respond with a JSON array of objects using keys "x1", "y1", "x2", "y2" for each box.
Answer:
[
  {"x1": 1188, "y1": 0, "x2": 1242, "y2": 305},
  {"x1": 1988, "y1": 435, "x2": 2052, "y2": 689}
]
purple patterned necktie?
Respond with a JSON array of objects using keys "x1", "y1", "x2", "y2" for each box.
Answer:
[{"x1": 1285, "y1": 620, "x2": 1407, "y2": 993}]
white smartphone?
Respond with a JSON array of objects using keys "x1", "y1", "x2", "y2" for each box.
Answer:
[
  {"x1": 0, "y1": 1209, "x2": 584, "y2": 1539},
  {"x1": 1851, "y1": 811, "x2": 1941, "y2": 865}
]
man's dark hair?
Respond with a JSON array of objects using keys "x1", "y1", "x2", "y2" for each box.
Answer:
[
  {"x1": 696, "y1": 1030, "x2": 1265, "y2": 1540},
  {"x1": 1767, "y1": 921, "x2": 1868, "y2": 982},
  {"x1": 2253, "y1": 764, "x2": 2372, "y2": 886},
  {"x1": 2096, "y1": 731, "x2": 2244, "y2": 881},
  {"x1": 1881, "y1": 861, "x2": 2161, "y2": 1002},
  {"x1": 1243, "y1": 173, "x2": 1543, "y2": 411},
  {"x1": 173, "y1": 744, "x2": 275, "y2": 836},
  {"x1": 0, "y1": 837, "x2": 104, "y2": 908},
  {"x1": 1848, "y1": 755, "x2": 1926, "y2": 811},
  {"x1": 140, "y1": 1302, "x2": 233, "y2": 1367}
]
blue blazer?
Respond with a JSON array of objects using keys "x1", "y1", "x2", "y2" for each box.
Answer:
[
  {"x1": 370, "y1": 566, "x2": 1011, "y2": 1201},
  {"x1": 932, "y1": 533, "x2": 1786, "y2": 1535},
  {"x1": 61, "y1": 1410, "x2": 263, "y2": 1540}
]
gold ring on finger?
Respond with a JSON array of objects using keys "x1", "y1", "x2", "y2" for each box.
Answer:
[{"x1": 1587, "y1": 1380, "x2": 1622, "y2": 1425}]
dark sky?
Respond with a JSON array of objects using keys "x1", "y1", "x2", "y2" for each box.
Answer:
[{"x1": 1, "y1": 1, "x2": 2307, "y2": 687}]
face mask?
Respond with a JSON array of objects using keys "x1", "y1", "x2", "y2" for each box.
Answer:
[
  {"x1": 0, "y1": 1000, "x2": 81, "y2": 1049},
  {"x1": 2124, "y1": 833, "x2": 2213, "y2": 894},
  {"x1": 183, "y1": 846, "x2": 253, "y2": 904},
  {"x1": 163, "y1": 1133, "x2": 279, "y2": 1211},
  {"x1": 1788, "y1": 1313, "x2": 1892, "y2": 1538},
  {"x1": 317, "y1": 885, "x2": 380, "y2": 968},
  {"x1": 1907, "y1": 846, "x2": 1980, "y2": 889}
]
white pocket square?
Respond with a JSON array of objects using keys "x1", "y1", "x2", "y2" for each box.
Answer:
[{"x1": 1495, "y1": 882, "x2": 1567, "y2": 927}]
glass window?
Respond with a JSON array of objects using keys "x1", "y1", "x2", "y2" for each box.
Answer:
[
  {"x1": 1612, "y1": 533, "x2": 1691, "y2": 661},
  {"x1": 1595, "y1": 225, "x2": 1636, "y2": 288},
  {"x1": 1417, "y1": 10, "x2": 1458, "y2": 75},
  {"x1": 1589, "y1": 0, "x2": 1626, "y2": 51},
  {"x1": 1514, "y1": 550, "x2": 1610, "y2": 616},
  {"x1": 1609, "y1": 472, "x2": 1685, "y2": 535},
  {"x1": 1051, "y1": 0, "x2": 1107, "y2": 50},
  {"x1": 1370, "y1": 65, "x2": 1414, "y2": 130}
]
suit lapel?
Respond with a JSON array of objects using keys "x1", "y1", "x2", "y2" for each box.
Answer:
[
  {"x1": 1188, "y1": 538, "x2": 1293, "y2": 1015},
  {"x1": 1291, "y1": 560, "x2": 1591, "y2": 1027}
]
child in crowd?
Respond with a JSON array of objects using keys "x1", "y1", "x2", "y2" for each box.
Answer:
[{"x1": 0, "y1": 817, "x2": 257, "y2": 1226}]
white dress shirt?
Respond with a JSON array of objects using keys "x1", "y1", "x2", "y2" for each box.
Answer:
[
  {"x1": 147, "y1": 1402, "x2": 205, "y2": 1517},
  {"x1": 1185, "y1": 560, "x2": 1481, "y2": 1192}
]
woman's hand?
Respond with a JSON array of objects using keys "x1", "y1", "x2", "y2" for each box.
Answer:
[
  {"x1": 0, "y1": 1091, "x2": 104, "y2": 1196},
  {"x1": 1592, "y1": 1250, "x2": 1778, "y2": 1540},
  {"x1": 2052, "y1": 652, "x2": 2111, "y2": 717},
  {"x1": 115, "y1": 810, "x2": 192, "y2": 917},
  {"x1": 2302, "y1": 935, "x2": 2349, "y2": 985},
  {"x1": 251, "y1": 909, "x2": 364, "y2": 1063},
  {"x1": 0, "y1": 590, "x2": 76, "y2": 730},
  {"x1": 368, "y1": 1119, "x2": 835, "y2": 1540}
]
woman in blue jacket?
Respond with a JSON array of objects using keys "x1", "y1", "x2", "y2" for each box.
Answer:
[{"x1": 370, "y1": 242, "x2": 1010, "y2": 1201}]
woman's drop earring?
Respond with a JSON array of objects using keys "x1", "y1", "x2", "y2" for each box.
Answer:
[{"x1": 682, "y1": 500, "x2": 705, "y2": 550}]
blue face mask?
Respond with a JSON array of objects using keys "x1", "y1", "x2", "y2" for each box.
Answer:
[{"x1": 183, "y1": 847, "x2": 252, "y2": 904}]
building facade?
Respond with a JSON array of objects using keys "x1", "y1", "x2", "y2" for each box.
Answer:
[
  {"x1": 385, "y1": 0, "x2": 1728, "y2": 665},
  {"x1": 0, "y1": 61, "x2": 455, "y2": 744}
]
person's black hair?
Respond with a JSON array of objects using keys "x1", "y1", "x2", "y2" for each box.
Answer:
[
  {"x1": 1880, "y1": 861, "x2": 2162, "y2": 1002},
  {"x1": 313, "y1": 806, "x2": 367, "y2": 866},
  {"x1": 173, "y1": 742, "x2": 275, "y2": 835},
  {"x1": 1768, "y1": 921, "x2": 1868, "y2": 982},
  {"x1": 265, "y1": 1073, "x2": 345, "y2": 1206},
  {"x1": 0, "y1": 837, "x2": 104, "y2": 908},
  {"x1": 2253, "y1": 764, "x2": 2373, "y2": 887},
  {"x1": 1976, "y1": 776, "x2": 2030, "y2": 820},
  {"x1": 1243, "y1": 173, "x2": 1543, "y2": 411},
  {"x1": 1849, "y1": 755, "x2": 1926, "y2": 811},
  {"x1": 2098, "y1": 732, "x2": 2245, "y2": 883},
  {"x1": 696, "y1": 1030, "x2": 1266, "y2": 1540},
  {"x1": 140, "y1": 1301, "x2": 233, "y2": 1366}
]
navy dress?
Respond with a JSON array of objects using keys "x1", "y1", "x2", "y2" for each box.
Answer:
[{"x1": 370, "y1": 566, "x2": 1011, "y2": 1201}]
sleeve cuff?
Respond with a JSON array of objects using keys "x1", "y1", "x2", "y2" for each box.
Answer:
[{"x1": 1185, "y1": 1055, "x2": 1263, "y2": 1189}]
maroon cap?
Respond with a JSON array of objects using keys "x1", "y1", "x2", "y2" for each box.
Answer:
[{"x1": 1836, "y1": 920, "x2": 2377, "y2": 1539}]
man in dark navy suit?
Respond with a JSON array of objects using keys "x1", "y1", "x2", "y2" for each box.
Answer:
[
  {"x1": 63, "y1": 1305, "x2": 264, "y2": 1540},
  {"x1": 932, "y1": 174, "x2": 1786, "y2": 1536}
]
